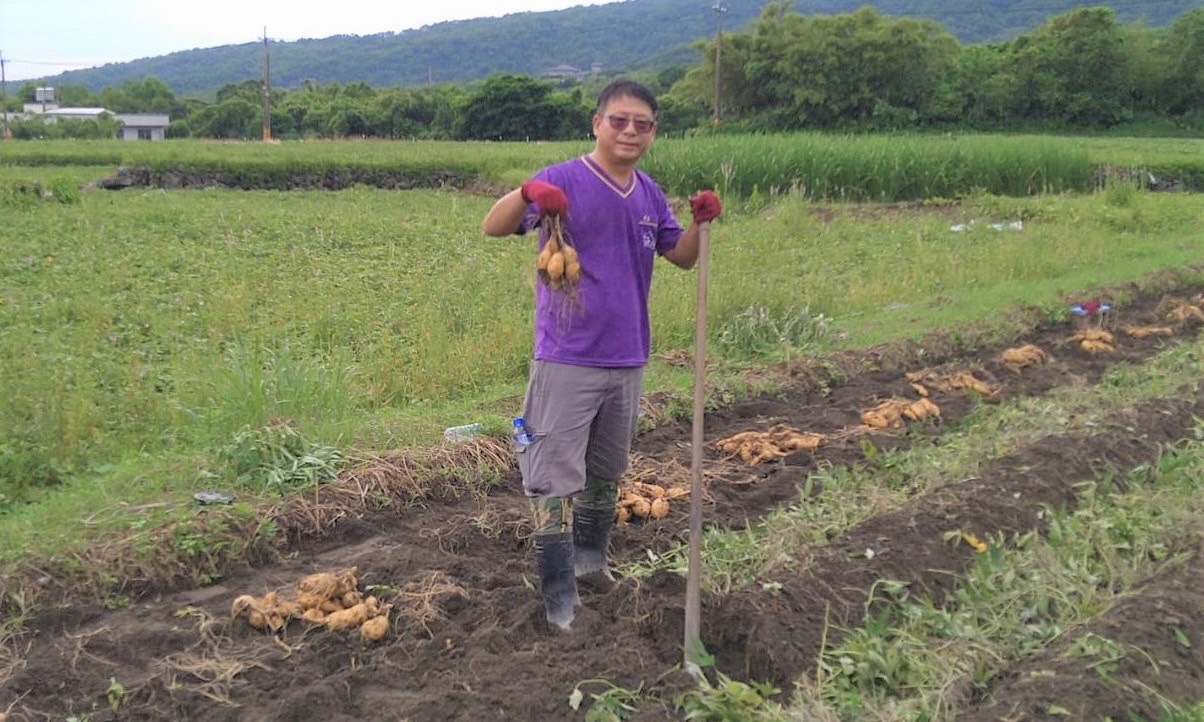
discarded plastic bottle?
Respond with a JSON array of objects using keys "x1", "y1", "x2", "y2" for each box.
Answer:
[
  {"x1": 512, "y1": 417, "x2": 534, "y2": 446},
  {"x1": 443, "y1": 423, "x2": 482, "y2": 443}
]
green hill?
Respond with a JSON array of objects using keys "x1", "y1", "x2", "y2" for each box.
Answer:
[{"x1": 43, "y1": 0, "x2": 1200, "y2": 96}]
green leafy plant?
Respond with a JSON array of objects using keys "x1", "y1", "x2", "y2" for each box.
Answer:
[
  {"x1": 568, "y1": 679, "x2": 642, "y2": 721},
  {"x1": 676, "y1": 654, "x2": 781, "y2": 721},
  {"x1": 715, "y1": 305, "x2": 831, "y2": 359},
  {"x1": 107, "y1": 677, "x2": 128, "y2": 713},
  {"x1": 217, "y1": 421, "x2": 344, "y2": 495},
  {"x1": 1065, "y1": 632, "x2": 1126, "y2": 679},
  {"x1": 1103, "y1": 176, "x2": 1139, "y2": 208}
]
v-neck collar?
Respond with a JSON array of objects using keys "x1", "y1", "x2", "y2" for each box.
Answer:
[{"x1": 582, "y1": 154, "x2": 636, "y2": 198}]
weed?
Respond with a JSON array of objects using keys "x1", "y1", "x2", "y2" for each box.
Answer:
[
  {"x1": 569, "y1": 679, "x2": 642, "y2": 721},
  {"x1": 1103, "y1": 177, "x2": 1139, "y2": 208},
  {"x1": 217, "y1": 422, "x2": 344, "y2": 496},
  {"x1": 715, "y1": 305, "x2": 831, "y2": 360},
  {"x1": 676, "y1": 654, "x2": 782, "y2": 721},
  {"x1": 107, "y1": 677, "x2": 128, "y2": 712},
  {"x1": 1064, "y1": 632, "x2": 1125, "y2": 679}
]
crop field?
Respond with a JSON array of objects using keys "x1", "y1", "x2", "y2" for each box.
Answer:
[{"x1": 1, "y1": 135, "x2": 1203, "y2": 721}]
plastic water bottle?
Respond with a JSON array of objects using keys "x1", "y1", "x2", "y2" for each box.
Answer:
[
  {"x1": 443, "y1": 423, "x2": 482, "y2": 443},
  {"x1": 512, "y1": 417, "x2": 534, "y2": 446}
]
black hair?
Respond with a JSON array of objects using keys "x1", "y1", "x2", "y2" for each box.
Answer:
[{"x1": 595, "y1": 79, "x2": 658, "y2": 116}]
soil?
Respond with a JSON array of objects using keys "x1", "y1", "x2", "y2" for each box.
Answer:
[{"x1": 5, "y1": 288, "x2": 1204, "y2": 722}]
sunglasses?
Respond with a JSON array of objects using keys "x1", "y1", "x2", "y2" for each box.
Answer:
[{"x1": 605, "y1": 115, "x2": 656, "y2": 134}]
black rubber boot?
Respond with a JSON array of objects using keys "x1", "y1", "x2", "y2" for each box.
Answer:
[
  {"x1": 534, "y1": 531, "x2": 579, "y2": 631},
  {"x1": 572, "y1": 504, "x2": 616, "y2": 593}
]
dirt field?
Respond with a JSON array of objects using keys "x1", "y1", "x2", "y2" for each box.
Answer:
[{"x1": 5, "y1": 284, "x2": 1204, "y2": 722}]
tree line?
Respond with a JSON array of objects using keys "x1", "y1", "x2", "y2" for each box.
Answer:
[
  {"x1": 39, "y1": 0, "x2": 1201, "y2": 96},
  {"x1": 3, "y1": 5, "x2": 1200, "y2": 142},
  {"x1": 677, "y1": 3, "x2": 1203, "y2": 131}
]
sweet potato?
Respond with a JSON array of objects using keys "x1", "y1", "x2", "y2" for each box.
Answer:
[
  {"x1": 649, "y1": 498, "x2": 669, "y2": 520},
  {"x1": 360, "y1": 615, "x2": 390, "y2": 643},
  {"x1": 298, "y1": 572, "x2": 342, "y2": 600},
  {"x1": 326, "y1": 603, "x2": 372, "y2": 632}
]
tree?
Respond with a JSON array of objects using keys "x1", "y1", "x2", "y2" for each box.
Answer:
[
  {"x1": 190, "y1": 98, "x2": 259, "y2": 139},
  {"x1": 100, "y1": 77, "x2": 176, "y2": 112},
  {"x1": 1157, "y1": 8, "x2": 1204, "y2": 116},
  {"x1": 1003, "y1": 8, "x2": 1133, "y2": 126},
  {"x1": 456, "y1": 74, "x2": 586, "y2": 141}
]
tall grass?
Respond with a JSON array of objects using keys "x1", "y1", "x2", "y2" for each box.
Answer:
[
  {"x1": 0, "y1": 138, "x2": 588, "y2": 175},
  {"x1": 3, "y1": 135, "x2": 1200, "y2": 200},
  {"x1": 645, "y1": 133, "x2": 1098, "y2": 201}
]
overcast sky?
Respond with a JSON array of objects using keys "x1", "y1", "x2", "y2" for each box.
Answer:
[{"x1": 1, "y1": 0, "x2": 617, "y2": 81}]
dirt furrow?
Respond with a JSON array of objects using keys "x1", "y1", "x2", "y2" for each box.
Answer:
[
  {"x1": 687, "y1": 388, "x2": 1204, "y2": 689},
  {"x1": 961, "y1": 542, "x2": 1204, "y2": 722}
]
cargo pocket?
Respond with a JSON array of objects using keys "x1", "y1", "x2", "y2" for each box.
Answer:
[{"x1": 516, "y1": 432, "x2": 546, "y2": 495}]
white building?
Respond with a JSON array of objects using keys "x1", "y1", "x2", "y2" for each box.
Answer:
[
  {"x1": 543, "y1": 61, "x2": 603, "y2": 82},
  {"x1": 42, "y1": 107, "x2": 112, "y2": 121},
  {"x1": 115, "y1": 114, "x2": 170, "y2": 141},
  {"x1": 23, "y1": 103, "x2": 170, "y2": 140}
]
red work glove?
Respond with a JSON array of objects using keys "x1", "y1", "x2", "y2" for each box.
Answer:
[
  {"x1": 521, "y1": 180, "x2": 568, "y2": 218},
  {"x1": 689, "y1": 190, "x2": 722, "y2": 224}
]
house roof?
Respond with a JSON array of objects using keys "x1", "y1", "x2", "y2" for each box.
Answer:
[
  {"x1": 44, "y1": 107, "x2": 110, "y2": 116},
  {"x1": 115, "y1": 113, "x2": 170, "y2": 127}
]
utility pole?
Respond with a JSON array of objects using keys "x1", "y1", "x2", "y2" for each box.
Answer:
[
  {"x1": 712, "y1": 2, "x2": 726, "y2": 126},
  {"x1": 262, "y1": 27, "x2": 272, "y2": 142},
  {"x1": 0, "y1": 50, "x2": 10, "y2": 140}
]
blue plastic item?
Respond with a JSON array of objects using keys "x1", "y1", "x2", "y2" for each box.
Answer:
[{"x1": 512, "y1": 417, "x2": 534, "y2": 446}]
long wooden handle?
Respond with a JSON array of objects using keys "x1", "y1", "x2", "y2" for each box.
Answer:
[{"x1": 684, "y1": 220, "x2": 710, "y2": 676}]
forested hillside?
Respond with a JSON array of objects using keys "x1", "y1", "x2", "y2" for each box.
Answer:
[
  {"x1": 41, "y1": 0, "x2": 1199, "y2": 95},
  {"x1": 8, "y1": 5, "x2": 1200, "y2": 141}
]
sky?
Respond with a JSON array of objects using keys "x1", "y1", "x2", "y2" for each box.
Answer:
[{"x1": 1, "y1": 0, "x2": 617, "y2": 82}]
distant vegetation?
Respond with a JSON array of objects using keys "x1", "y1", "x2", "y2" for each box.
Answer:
[
  {"x1": 30, "y1": 0, "x2": 1202, "y2": 96},
  {"x1": 3, "y1": 6, "x2": 1200, "y2": 141}
]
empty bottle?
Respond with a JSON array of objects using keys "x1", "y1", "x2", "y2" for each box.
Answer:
[{"x1": 443, "y1": 423, "x2": 482, "y2": 443}]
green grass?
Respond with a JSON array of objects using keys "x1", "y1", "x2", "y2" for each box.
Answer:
[
  {"x1": 2, "y1": 182, "x2": 1203, "y2": 556},
  {"x1": 0, "y1": 138, "x2": 587, "y2": 177}
]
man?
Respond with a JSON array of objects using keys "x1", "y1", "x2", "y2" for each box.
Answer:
[{"x1": 481, "y1": 78, "x2": 721, "y2": 630}]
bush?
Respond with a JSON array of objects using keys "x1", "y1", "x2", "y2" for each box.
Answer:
[{"x1": 217, "y1": 422, "x2": 344, "y2": 496}]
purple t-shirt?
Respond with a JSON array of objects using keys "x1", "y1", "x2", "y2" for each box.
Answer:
[{"x1": 521, "y1": 154, "x2": 683, "y2": 368}]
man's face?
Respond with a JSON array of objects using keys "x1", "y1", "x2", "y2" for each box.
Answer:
[{"x1": 592, "y1": 94, "x2": 657, "y2": 166}]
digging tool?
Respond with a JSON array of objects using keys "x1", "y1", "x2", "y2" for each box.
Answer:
[{"x1": 684, "y1": 220, "x2": 711, "y2": 679}]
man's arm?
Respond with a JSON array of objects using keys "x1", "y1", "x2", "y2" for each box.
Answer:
[
  {"x1": 481, "y1": 188, "x2": 529, "y2": 237},
  {"x1": 662, "y1": 223, "x2": 702, "y2": 270},
  {"x1": 662, "y1": 190, "x2": 721, "y2": 268},
  {"x1": 482, "y1": 181, "x2": 568, "y2": 237}
]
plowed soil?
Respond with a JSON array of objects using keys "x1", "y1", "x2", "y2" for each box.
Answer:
[{"x1": 5, "y1": 287, "x2": 1204, "y2": 722}]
